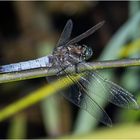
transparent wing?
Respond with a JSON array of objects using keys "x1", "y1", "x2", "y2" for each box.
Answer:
[
  {"x1": 56, "y1": 19, "x2": 73, "y2": 47},
  {"x1": 80, "y1": 70, "x2": 139, "y2": 110},
  {"x1": 53, "y1": 54, "x2": 112, "y2": 126},
  {"x1": 66, "y1": 21, "x2": 105, "y2": 46},
  {"x1": 61, "y1": 72, "x2": 112, "y2": 126}
]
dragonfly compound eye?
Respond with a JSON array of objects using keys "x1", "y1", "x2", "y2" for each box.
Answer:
[{"x1": 84, "y1": 47, "x2": 93, "y2": 60}]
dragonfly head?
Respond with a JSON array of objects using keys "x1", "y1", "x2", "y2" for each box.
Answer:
[{"x1": 82, "y1": 45, "x2": 93, "y2": 60}]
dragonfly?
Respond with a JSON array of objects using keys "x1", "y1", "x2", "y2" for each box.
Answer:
[{"x1": 0, "y1": 19, "x2": 139, "y2": 126}]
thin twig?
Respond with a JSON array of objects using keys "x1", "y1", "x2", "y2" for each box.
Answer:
[{"x1": 0, "y1": 58, "x2": 140, "y2": 83}]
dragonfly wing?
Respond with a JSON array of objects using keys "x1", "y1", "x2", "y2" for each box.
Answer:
[
  {"x1": 61, "y1": 72, "x2": 112, "y2": 126},
  {"x1": 66, "y1": 21, "x2": 105, "y2": 46},
  {"x1": 54, "y1": 56, "x2": 112, "y2": 126},
  {"x1": 56, "y1": 19, "x2": 73, "y2": 47},
  {"x1": 80, "y1": 70, "x2": 139, "y2": 110}
]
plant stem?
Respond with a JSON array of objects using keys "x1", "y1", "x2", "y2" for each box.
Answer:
[{"x1": 0, "y1": 58, "x2": 140, "y2": 83}]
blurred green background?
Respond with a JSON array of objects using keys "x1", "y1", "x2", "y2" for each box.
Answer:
[{"x1": 0, "y1": 1, "x2": 140, "y2": 139}]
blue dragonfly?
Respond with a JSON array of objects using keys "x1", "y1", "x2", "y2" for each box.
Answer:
[{"x1": 0, "y1": 19, "x2": 139, "y2": 126}]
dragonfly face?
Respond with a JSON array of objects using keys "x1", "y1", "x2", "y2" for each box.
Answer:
[{"x1": 80, "y1": 45, "x2": 93, "y2": 61}]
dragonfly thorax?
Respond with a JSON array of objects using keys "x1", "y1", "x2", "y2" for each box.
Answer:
[
  {"x1": 53, "y1": 44, "x2": 93, "y2": 67},
  {"x1": 67, "y1": 44, "x2": 93, "y2": 62}
]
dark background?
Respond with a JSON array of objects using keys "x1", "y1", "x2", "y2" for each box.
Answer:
[{"x1": 0, "y1": 1, "x2": 140, "y2": 139}]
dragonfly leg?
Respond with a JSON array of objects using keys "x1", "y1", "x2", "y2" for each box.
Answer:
[
  {"x1": 75, "y1": 63, "x2": 79, "y2": 73},
  {"x1": 74, "y1": 62, "x2": 81, "y2": 73},
  {"x1": 56, "y1": 66, "x2": 67, "y2": 76}
]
